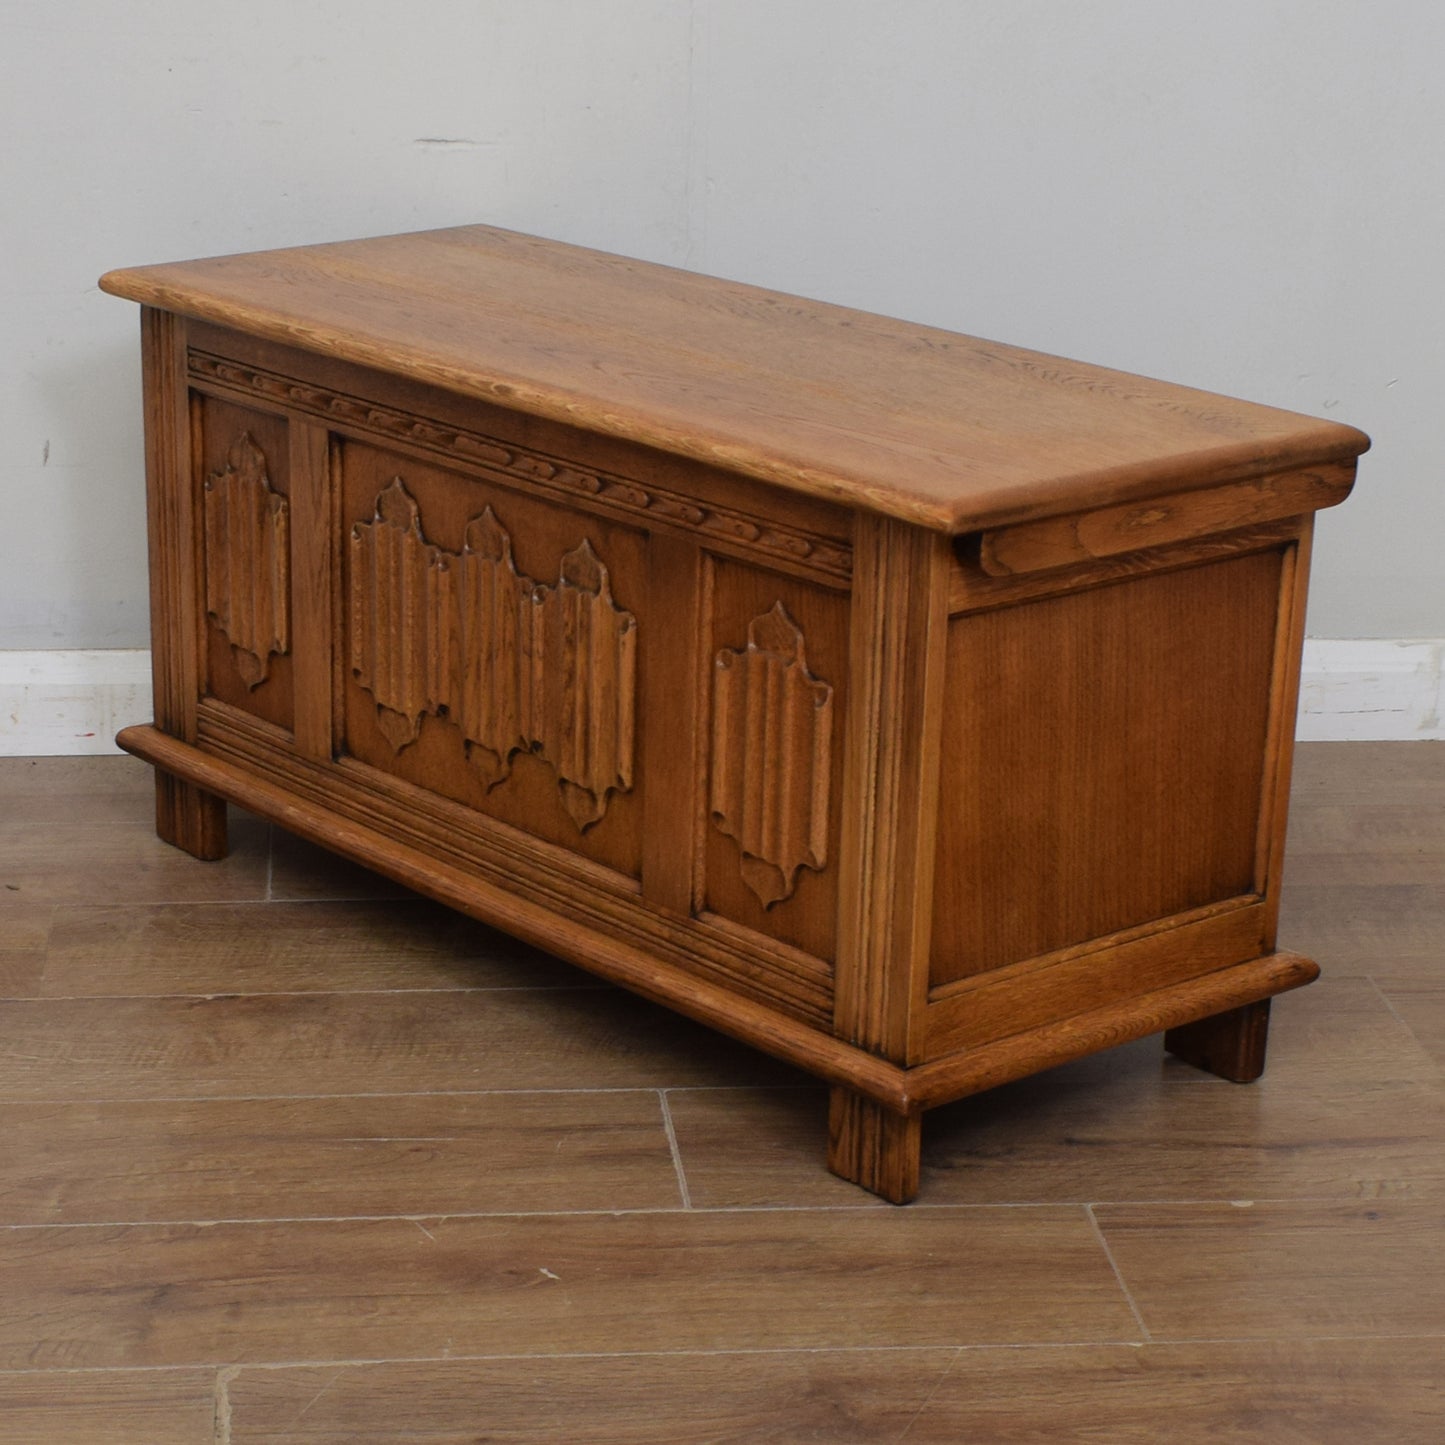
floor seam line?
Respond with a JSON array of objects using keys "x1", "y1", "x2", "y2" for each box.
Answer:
[
  {"x1": 1086, "y1": 1203, "x2": 1152, "y2": 1344},
  {"x1": 657, "y1": 1089, "x2": 693, "y2": 1210}
]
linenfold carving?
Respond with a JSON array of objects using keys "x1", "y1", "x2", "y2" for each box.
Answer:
[
  {"x1": 203, "y1": 432, "x2": 290, "y2": 688},
  {"x1": 454, "y1": 507, "x2": 530, "y2": 788},
  {"x1": 349, "y1": 479, "x2": 454, "y2": 751},
  {"x1": 711, "y1": 603, "x2": 834, "y2": 908},
  {"x1": 530, "y1": 539, "x2": 637, "y2": 831},
  {"x1": 348, "y1": 484, "x2": 636, "y2": 831}
]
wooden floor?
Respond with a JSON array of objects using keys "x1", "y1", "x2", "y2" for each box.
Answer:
[{"x1": 0, "y1": 743, "x2": 1442, "y2": 1442}]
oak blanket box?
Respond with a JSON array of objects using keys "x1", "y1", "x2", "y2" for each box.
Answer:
[{"x1": 99, "y1": 226, "x2": 1369, "y2": 1202}]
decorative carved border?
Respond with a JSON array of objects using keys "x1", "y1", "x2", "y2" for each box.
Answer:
[
  {"x1": 189, "y1": 351, "x2": 852, "y2": 582},
  {"x1": 348, "y1": 479, "x2": 636, "y2": 832},
  {"x1": 711, "y1": 602, "x2": 834, "y2": 908},
  {"x1": 203, "y1": 432, "x2": 290, "y2": 687}
]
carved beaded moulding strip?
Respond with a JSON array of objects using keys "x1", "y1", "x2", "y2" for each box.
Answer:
[{"x1": 189, "y1": 351, "x2": 853, "y2": 582}]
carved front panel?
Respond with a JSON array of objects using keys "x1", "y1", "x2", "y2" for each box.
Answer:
[
  {"x1": 703, "y1": 559, "x2": 848, "y2": 962},
  {"x1": 340, "y1": 441, "x2": 645, "y2": 876},
  {"x1": 194, "y1": 394, "x2": 294, "y2": 731}
]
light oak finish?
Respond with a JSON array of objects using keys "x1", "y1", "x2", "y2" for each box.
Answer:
[
  {"x1": 978, "y1": 459, "x2": 1354, "y2": 574},
  {"x1": 99, "y1": 225, "x2": 1368, "y2": 530},
  {"x1": 100, "y1": 225, "x2": 1369, "y2": 1200}
]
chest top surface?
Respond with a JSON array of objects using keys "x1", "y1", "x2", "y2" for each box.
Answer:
[{"x1": 101, "y1": 224, "x2": 1367, "y2": 533}]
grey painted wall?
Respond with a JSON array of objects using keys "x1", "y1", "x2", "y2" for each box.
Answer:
[{"x1": 3, "y1": 1, "x2": 1438, "y2": 648}]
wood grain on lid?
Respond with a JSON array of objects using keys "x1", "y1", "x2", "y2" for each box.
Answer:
[{"x1": 101, "y1": 224, "x2": 1369, "y2": 532}]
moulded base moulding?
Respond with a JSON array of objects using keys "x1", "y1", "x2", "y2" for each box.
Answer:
[{"x1": 119, "y1": 720, "x2": 1319, "y2": 1202}]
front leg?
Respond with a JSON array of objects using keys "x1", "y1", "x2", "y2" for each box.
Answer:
[
  {"x1": 1165, "y1": 999, "x2": 1272, "y2": 1082},
  {"x1": 154, "y1": 770, "x2": 228, "y2": 861},
  {"x1": 827, "y1": 1087, "x2": 922, "y2": 1204}
]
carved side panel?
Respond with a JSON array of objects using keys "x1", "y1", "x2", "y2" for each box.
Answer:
[
  {"x1": 531, "y1": 540, "x2": 638, "y2": 832},
  {"x1": 349, "y1": 478, "x2": 454, "y2": 751},
  {"x1": 203, "y1": 432, "x2": 290, "y2": 688},
  {"x1": 711, "y1": 602, "x2": 834, "y2": 908}
]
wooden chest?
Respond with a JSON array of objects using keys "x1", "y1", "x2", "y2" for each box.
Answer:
[{"x1": 100, "y1": 225, "x2": 1369, "y2": 1201}]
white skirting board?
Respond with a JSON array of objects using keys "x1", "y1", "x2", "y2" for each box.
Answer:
[
  {"x1": 1295, "y1": 639, "x2": 1445, "y2": 742},
  {"x1": 1, "y1": 643, "x2": 1443, "y2": 755},
  {"x1": 0, "y1": 650, "x2": 154, "y2": 756}
]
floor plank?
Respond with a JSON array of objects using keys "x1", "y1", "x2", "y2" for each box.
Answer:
[
  {"x1": 1373, "y1": 978, "x2": 1445, "y2": 1067},
  {"x1": 1094, "y1": 1199, "x2": 1445, "y2": 1340},
  {"x1": 224, "y1": 1338, "x2": 1445, "y2": 1444},
  {"x1": 1283, "y1": 797, "x2": 1445, "y2": 885},
  {"x1": 39, "y1": 899, "x2": 590, "y2": 997},
  {"x1": 671, "y1": 1070, "x2": 1445, "y2": 1210},
  {"x1": 913, "y1": 1337, "x2": 1445, "y2": 1443},
  {"x1": 222, "y1": 1351, "x2": 961, "y2": 1444},
  {"x1": 671, "y1": 974, "x2": 1445, "y2": 1208},
  {"x1": 0, "y1": 819, "x2": 270, "y2": 904},
  {"x1": 1239, "y1": 972, "x2": 1440, "y2": 1089},
  {"x1": 0, "y1": 901, "x2": 52, "y2": 952},
  {"x1": 0, "y1": 1208, "x2": 1136, "y2": 1370},
  {"x1": 1289, "y1": 740, "x2": 1445, "y2": 806},
  {"x1": 0, "y1": 755, "x2": 157, "y2": 817},
  {"x1": 0, "y1": 990, "x2": 799, "y2": 1101},
  {"x1": 0, "y1": 1369, "x2": 215, "y2": 1445},
  {"x1": 0, "y1": 1092, "x2": 682, "y2": 1225},
  {"x1": 1, "y1": 740, "x2": 1442, "y2": 1431},
  {"x1": 0, "y1": 951, "x2": 47, "y2": 998},
  {"x1": 1278, "y1": 883, "x2": 1445, "y2": 980}
]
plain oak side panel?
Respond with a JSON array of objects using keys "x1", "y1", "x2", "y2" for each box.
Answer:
[
  {"x1": 930, "y1": 548, "x2": 1283, "y2": 987},
  {"x1": 1257, "y1": 521, "x2": 1314, "y2": 944}
]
